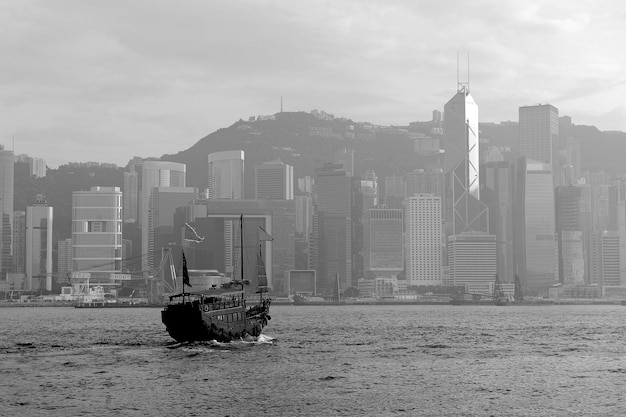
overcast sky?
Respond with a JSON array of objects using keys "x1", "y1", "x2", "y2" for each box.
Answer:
[{"x1": 2, "y1": 0, "x2": 625, "y2": 167}]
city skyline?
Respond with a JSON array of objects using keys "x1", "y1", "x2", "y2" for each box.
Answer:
[{"x1": 2, "y1": 1, "x2": 626, "y2": 167}]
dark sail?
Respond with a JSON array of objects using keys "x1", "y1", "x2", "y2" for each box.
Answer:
[{"x1": 182, "y1": 252, "x2": 191, "y2": 287}]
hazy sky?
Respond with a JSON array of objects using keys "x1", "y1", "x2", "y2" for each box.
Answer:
[{"x1": 2, "y1": 0, "x2": 625, "y2": 167}]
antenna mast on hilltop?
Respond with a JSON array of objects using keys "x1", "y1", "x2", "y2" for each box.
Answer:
[{"x1": 280, "y1": 96, "x2": 283, "y2": 113}]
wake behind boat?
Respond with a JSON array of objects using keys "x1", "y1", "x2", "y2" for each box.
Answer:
[{"x1": 161, "y1": 215, "x2": 272, "y2": 343}]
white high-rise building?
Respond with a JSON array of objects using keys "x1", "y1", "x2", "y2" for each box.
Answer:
[
  {"x1": 444, "y1": 82, "x2": 488, "y2": 235},
  {"x1": 405, "y1": 194, "x2": 442, "y2": 286},
  {"x1": 208, "y1": 150, "x2": 244, "y2": 199},
  {"x1": 444, "y1": 85, "x2": 479, "y2": 199},
  {"x1": 602, "y1": 231, "x2": 620, "y2": 286},
  {"x1": 448, "y1": 233, "x2": 497, "y2": 287},
  {"x1": 72, "y1": 187, "x2": 123, "y2": 283},
  {"x1": 29, "y1": 157, "x2": 47, "y2": 178}
]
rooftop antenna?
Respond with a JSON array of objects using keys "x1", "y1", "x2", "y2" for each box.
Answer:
[
  {"x1": 467, "y1": 51, "x2": 470, "y2": 93},
  {"x1": 457, "y1": 51, "x2": 470, "y2": 94},
  {"x1": 456, "y1": 51, "x2": 459, "y2": 91}
]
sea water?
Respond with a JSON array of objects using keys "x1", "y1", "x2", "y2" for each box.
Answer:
[{"x1": 1, "y1": 304, "x2": 626, "y2": 416}]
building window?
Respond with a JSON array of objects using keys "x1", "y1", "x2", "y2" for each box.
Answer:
[{"x1": 88, "y1": 221, "x2": 103, "y2": 232}]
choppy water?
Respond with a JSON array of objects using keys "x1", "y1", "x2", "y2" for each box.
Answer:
[{"x1": 1, "y1": 304, "x2": 626, "y2": 416}]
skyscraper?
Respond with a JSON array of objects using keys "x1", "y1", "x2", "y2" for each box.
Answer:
[
  {"x1": 12, "y1": 211, "x2": 26, "y2": 275},
  {"x1": 405, "y1": 194, "x2": 441, "y2": 286},
  {"x1": 72, "y1": 187, "x2": 123, "y2": 283},
  {"x1": 383, "y1": 175, "x2": 405, "y2": 208},
  {"x1": 481, "y1": 161, "x2": 514, "y2": 283},
  {"x1": 601, "y1": 231, "x2": 620, "y2": 286},
  {"x1": 57, "y1": 238, "x2": 72, "y2": 285},
  {"x1": 26, "y1": 195, "x2": 53, "y2": 291},
  {"x1": 405, "y1": 169, "x2": 445, "y2": 199},
  {"x1": 443, "y1": 83, "x2": 488, "y2": 235},
  {"x1": 149, "y1": 186, "x2": 197, "y2": 271},
  {"x1": 314, "y1": 163, "x2": 353, "y2": 293},
  {"x1": 363, "y1": 207, "x2": 403, "y2": 278},
  {"x1": 515, "y1": 158, "x2": 557, "y2": 294},
  {"x1": 208, "y1": 150, "x2": 244, "y2": 199},
  {"x1": 335, "y1": 148, "x2": 354, "y2": 177},
  {"x1": 123, "y1": 170, "x2": 139, "y2": 223},
  {"x1": 519, "y1": 104, "x2": 559, "y2": 182},
  {"x1": 360, "y1": 170, "x2": 378, "y2": 211},
  {"x1": 202, "y1": 199, "x2": 296, "y2": 292},
  {"x1": 29, "y1": 157, "x2": 46, "y2": 178},
  {"x1": 0, "y1": 147, "x2": 14, "y2": 279},
  {"x1": 555, "y1": 186, "x2": 584, "y2": 285},
  {"x1": 255, "y1": 160, "x2": 294, "y2": 200},
  {"x1": 140, "y1": 160, "x2": 186, "y2": 272},
  {"x1": 448, "y1": 233, "x2": 497, "y2": 288}
]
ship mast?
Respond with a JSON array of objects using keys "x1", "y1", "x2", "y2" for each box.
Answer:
[{"x1": 240, "y1": 214, "x2": 244, "y2": 292}]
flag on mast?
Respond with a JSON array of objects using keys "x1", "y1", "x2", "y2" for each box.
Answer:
[
  {"x1": 258, "y1": 226, "x2": 274, "y2": 241},
  {"x1": 182, "y1": 252, "x2": 191, "y2": 287}
]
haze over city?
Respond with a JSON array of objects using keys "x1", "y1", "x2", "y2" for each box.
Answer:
[{"x1": 2, "y1": 0, "x2": 625, "y2": 167}]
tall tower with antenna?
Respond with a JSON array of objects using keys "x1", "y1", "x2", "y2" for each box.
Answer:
[{"x1": 443, "y1": 52, "x2": 487, "y2": 235}]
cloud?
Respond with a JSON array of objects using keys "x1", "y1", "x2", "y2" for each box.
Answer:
[{"x1": 1, "y1": 0, "x2": 625, "y2": 166}]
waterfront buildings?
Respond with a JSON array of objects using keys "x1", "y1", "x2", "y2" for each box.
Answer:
[{"x1": 208, "y1": 150, "x2": 244, "y2": 199}]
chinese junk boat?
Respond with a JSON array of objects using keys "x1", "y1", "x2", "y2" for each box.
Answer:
[{"x1": 161, "y1": 216, "x2": 272, "y2": 343}]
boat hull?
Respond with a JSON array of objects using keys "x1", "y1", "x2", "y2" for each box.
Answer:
[{"x1": 161, "y1": 300, "x2": 271, "y2": 343}]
